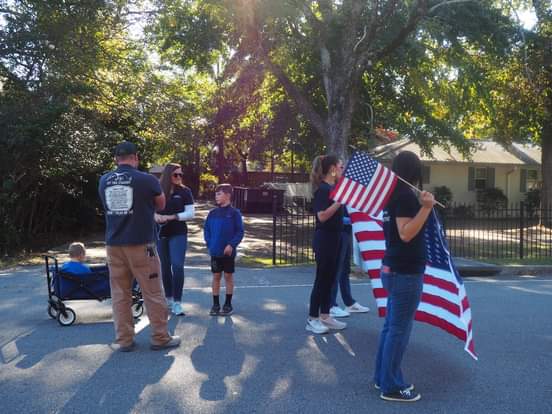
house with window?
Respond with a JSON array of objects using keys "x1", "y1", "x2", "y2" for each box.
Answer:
[{"x1": 371, "y1": 139, "x2": 542, "y2": 205}]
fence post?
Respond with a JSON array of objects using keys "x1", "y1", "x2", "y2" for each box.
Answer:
[
  {"x1": 519, "y1": 202, "x2": 524, "y2": 260},
  {"x1": 272, "y1": 191, "x2": 277, "y2": 265}
]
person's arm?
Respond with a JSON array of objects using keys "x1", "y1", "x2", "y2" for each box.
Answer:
[
  {"x1": 154, "y1": 193, "x2": 166, "y2": 212},
  {"x1": 224, "y1": 210, "x2": 244, "y2": 256},
  {"x1": 396, "y1": 191, "x2": 435, "y2": 242},
  {"x1": 151, "y1": 176, "x2": 166, "y2": 212},
  {"x1": 177, "y1": 204, "x2": 195, "y2": 220},
  {"x1": 317, "y1": 201, "x2": 341, "y2": 223},
  {"x1": 204, "y1": 213, "x2": 211, "y2": 245},
  {"x1": 228, "y1": 210, "x2": 244, "y2": 248}
]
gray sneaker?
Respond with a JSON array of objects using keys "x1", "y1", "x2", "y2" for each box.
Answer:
[
  {"x1": 150, "y1": 335, "x2": 181, "y2": 351},
  {"x1": 320, "y1": 317, "x2": 347, "y2": 330}
]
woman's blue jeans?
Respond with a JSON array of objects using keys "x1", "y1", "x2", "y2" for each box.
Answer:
[
  {"x1": 331, "y1": 231, "x2": 355, "y2": 307},
  {"x1": 157, "y1": 234, "x2": 187, "y2": 302},
  {"x1": 374, "y1": 270, "x2": 423, "y2": 394}
]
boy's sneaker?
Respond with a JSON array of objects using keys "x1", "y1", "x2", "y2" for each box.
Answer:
[
  {"x1": 166, "y1": 297, "x2": 174, "y2": 310},
  {"x1": 172, "y1": 302, "x2": 185, "y2": 316},
  {"x1": 320, "y1": 316, "x2": 347, "y2": 330},
  {"x1": 330, "y1": 306, "x2": 350, "y2": 318},
  {"x1": 150, "y1": 335, "x2": 181, "y2": 351},
  {"x1": 305, "y1": 318, "x2": 329, "y2": 334},
  {"x1": 209, "y1": 304, "x2": 220, "y2": 316},
  {"x1": 219, "y1": 304, "x2": 233, "y2": 316},
  {"x1": 347, "y1": 302, "x2": 370, "y2": 313},
  {"x1": 380, "y1": 389, "x2": 421, "y2": 402}
]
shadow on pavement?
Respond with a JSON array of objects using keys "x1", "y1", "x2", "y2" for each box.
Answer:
[{"x1": 191, "y1": 316, "x2": 245, "y2": 401}]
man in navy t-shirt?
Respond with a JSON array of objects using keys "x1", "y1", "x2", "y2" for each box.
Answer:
[{"x1": 98, "y1": 141, "x2": 180, "y2": 352}]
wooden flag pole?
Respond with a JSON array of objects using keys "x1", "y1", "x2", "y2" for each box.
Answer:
[{"x1": 396, "y1": 175, "x2": 446, "y2": 209}]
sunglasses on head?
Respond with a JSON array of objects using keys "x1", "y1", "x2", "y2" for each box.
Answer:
[{"x1": 172, "y1": 172, "x2": 183, "y2": 178}]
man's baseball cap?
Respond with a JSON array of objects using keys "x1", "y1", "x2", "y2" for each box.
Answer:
[{"x1": 114, "y1": 141, "x2": 137, "y2": 157}]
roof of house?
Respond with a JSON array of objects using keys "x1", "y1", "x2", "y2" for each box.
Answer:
[
  {"x1": 509, "y1": 143, "x2": 541, "y2": 166},
  {"x1": 371, "y1": 139, "x2": 541, "y2": 166}
]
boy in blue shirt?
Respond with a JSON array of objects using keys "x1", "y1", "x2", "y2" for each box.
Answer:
[
  {"x1": 204, "y1": 184, "x2": 244, "y2": 316},
  {"x1": 61, "y1": 242, "x2": 92, "y2": 274}
]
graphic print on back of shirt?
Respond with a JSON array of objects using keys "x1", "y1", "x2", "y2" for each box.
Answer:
[{"x1": 104, "y1": 172, "x2": 134, "y2": 215}]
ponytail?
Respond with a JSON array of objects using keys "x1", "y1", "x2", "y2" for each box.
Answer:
[
  {"x1": 310, "y1": 155, "x2": 324, "y2": 193},
  {"x1": 310, "y1": 154, "x2": 340, "y2": 193}
]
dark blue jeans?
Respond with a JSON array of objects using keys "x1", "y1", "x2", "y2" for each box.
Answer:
[
  {"x1": 331, "y1": 231, "x2": 355, "y2": 307},
  {"x1": 157, "y1": 234, "x2": 187, "y2": 302},
  {"x1": 374, "y1": 270, "x2": 423, "y2": 394}
]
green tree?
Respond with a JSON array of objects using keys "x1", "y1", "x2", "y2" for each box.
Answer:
[{"x1": 150, "y1": 0, "x2": 514, "y2": 160}]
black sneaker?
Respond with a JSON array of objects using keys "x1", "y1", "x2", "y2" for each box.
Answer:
[
  {"x1": 209, "y1": 304, "x2": 220, "y2": 316},
  {"x1": 219, "y1": 304, "x2": 233, "y2": 316},
  {"x1": 380, "y1": 389, "x2": 421, "y2": 402}
]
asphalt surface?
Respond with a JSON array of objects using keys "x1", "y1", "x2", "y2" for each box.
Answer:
[{"x1": 0, "y1": 263, "x2": 551, "y2": 414}]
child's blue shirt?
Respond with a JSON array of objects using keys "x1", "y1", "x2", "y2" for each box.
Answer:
[
  {"x1": 204, "y1": 205, "x2": 244, "y2": 257},
  {"x1": 61, "y1": 261, "x2": 92, "y2": 274}
]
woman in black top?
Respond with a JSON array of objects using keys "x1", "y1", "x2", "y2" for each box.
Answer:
[
  {"x1": 306, "y1": 155, "x2": 347, "y2": 334},
  {"x1": 374, "y1": 151, "x2": 435, "y2": 402},
  {"x1": 155, "y1": 163, "x2": 195, "y2": 316}
]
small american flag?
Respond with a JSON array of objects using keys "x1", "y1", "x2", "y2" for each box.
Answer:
[
  {"x1": 331, "y1": 152, "x2": 397, "y2": 217},
  {"x1": 350, "y1": 208, "x2": 477, "y2": 359}
]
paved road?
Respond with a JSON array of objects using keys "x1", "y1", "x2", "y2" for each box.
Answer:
[{"x1": 0, "y1": 263, "x2": 551, "y2": 414}]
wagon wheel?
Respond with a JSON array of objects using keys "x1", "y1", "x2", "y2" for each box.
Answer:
[
  {"x1": 57, "y1": 308, "x2": 76, "y2": 326},
  {"x1": 47, "y1": 305, "x2": 58, "y2": 319},
  {"x1": 131, "y1": 302, "x2": 144, "y2": 318}
]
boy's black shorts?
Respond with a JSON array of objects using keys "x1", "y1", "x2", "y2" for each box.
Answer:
[{"x1": 211, "y1": 256, "x2": 235, "y2": 274}]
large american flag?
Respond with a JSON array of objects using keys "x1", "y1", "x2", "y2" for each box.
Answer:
[
  {"x1": 331, "y1": 152, "x2": 397, "y2": 217},
  {"x1": 350, "y1": 208, "x2": 477, "y2": 359}
]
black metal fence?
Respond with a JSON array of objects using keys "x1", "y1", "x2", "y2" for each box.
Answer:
[
  {"x1": 272, "y1": 201, "x2": 552, "y2": 264},
  {"x1": 440, "y1": 203, "x2": 552, "y2": 260}
]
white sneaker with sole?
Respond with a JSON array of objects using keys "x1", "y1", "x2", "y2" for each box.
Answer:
[
  {"x1": 172, "y1": 302, "x2": 185, "y2": 316},
  {"x1": 347, "y1": 302, "x2": 370, "y2": 313},
  {"x1": 306, "y1": 318, "x2": 330, "y2": 334},
  {"x1": 330, "y1": 306, "x2": 350, "y2": 318},
  {"x1": 320, "y1": 317, "x2": 347, "y2": 330}
]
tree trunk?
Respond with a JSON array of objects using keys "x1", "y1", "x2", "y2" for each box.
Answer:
[
  {"x1": 240, "y1": 156, "x2": 248, "y2": 186},
  {"x1": 325, "y1": 74, "x2": 358, "y2": 161}
]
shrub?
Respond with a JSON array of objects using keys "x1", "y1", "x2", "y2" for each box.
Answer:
[
  {"x1": 476, "y1": 187, "x2": 508, "y2": 213},
  {"x1": 524, "y1": 188, "x2": 541, "y2": 217}
]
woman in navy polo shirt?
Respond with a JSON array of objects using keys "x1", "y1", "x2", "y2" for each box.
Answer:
[
  {"x1": 374, "y1": 151, "x2": 436, "y2": 403},
  {"x1": 306, "y1": 154, "x2": 347, "y2": 334},
  {"x1": 155, "y1": 163, "x2": 195, "y2": 316}
]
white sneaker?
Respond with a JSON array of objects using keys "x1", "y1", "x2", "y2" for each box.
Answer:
[
  {"x1": 172, "y1": 302, "x2": 185, "y2": 316},
  {"x1": 320, "y1": 317, "x2": 347, "y2": 330},
  {"x1": 306, "y1": 318, "x2": 330, "y2": 334},
  {"x1": 166, "y1": 297, "x2": 174, "y2": 310},
  {"x1": 347, "y1": 302, "x2": 370, "y2": 313},
  {"x1": 330, "y1": 306, "x2": 350, "y2": 318}
]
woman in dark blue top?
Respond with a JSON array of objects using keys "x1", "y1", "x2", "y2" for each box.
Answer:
[
  {"x1": 306, "y1": 155, "x2": 347, "y2": 334},
  {"x1": 155, "y1": 163, "x2": 195, "y2": 316},
  {"x1": 374, "y1": 151, "x2": 435, "y2": 403}
]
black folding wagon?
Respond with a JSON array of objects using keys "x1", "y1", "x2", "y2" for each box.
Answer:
[{"x1": 44, "y1": 255, "x2": 144, "y2": 326}]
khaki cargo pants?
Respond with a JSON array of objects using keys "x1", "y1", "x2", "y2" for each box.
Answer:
[{"x1": 106, "y1": 244, "x2": 170, "y2": 347}]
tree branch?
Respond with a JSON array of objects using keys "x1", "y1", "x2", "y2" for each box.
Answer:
[
  {"x1": 374, "y1": 0, "x2": 428, "y2": 61},
  {"x1": 428, "y1": 0, "x2": 475, "y2": 14},
  {"x1": 261, "y1": 55, "x2": 328, "y2": 141}
]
